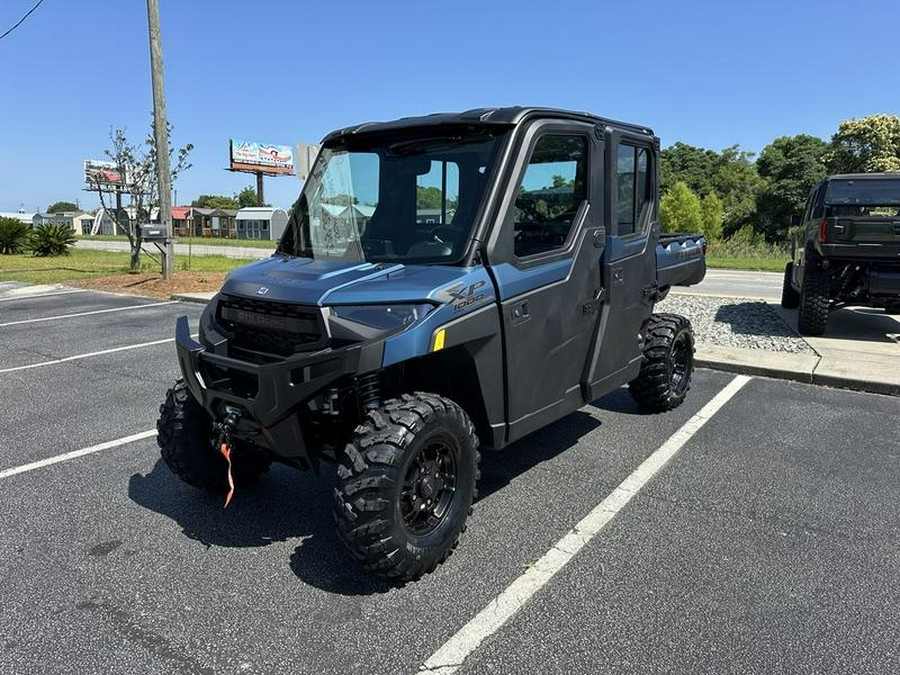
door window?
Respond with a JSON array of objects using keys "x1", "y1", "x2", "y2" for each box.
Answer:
[
  {"x1": 617, "y1": 144, "x2": 651, "y2": 235},
  {"x1": 513, "y1": 135, "x2": 588, "y2": 258}
]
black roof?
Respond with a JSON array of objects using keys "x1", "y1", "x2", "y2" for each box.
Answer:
[
  {"x1": 825, "y1": 173, "x2": 900, "y2": 181},
  {"x1": 322, "y1": 107, "x2": 655, "y2": 143}
]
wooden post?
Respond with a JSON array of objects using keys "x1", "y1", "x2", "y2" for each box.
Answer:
[{"x1": 147, "y1": 0, "x2": 173, "y2": 278}]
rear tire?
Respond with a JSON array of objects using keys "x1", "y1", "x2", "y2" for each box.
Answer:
[
  {"x1": 628, "y1": 313, "x2": 695, "y2": 412},
  {"x1": 797, "y1": 259, "x2": 830, "y2": 336},
  {"x1": 156, "y1": 379, "x2": 270, "y2": 494},
  {"x1": 333, "y1": 392, "x2": 480, "y2": 581},
  {"x1": 781, "y1": 262, "x2": 800, "y2": 309}
]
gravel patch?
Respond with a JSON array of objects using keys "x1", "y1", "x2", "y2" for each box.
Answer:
[{"x1": 659, "y1": 294, "x2": 815, "y2": 354}]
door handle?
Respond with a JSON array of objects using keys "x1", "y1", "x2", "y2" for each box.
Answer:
[{"x1": 510, "y1": 300, "x2": 529, "y2": 326}]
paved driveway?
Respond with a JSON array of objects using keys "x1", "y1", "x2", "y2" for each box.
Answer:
[{"x1": 1, "y1": 289, "x2": 898, "y2": 674}]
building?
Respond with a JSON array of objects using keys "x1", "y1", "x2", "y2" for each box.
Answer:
[
  {"x1": 87, "y1": 209, "x2": 119, "y2": 235},
  {"x1": 234, "y1": 207, "x2": 289, "y2": 240},
  {"x1": 0, "y1": 211, "x2": 35, "y2": 226},
  {"x1": 72, "y1": 213, "x2": 95, "y2": 234},
  {"x1": 32, "y1": 211, "x2": 94, "y2": 233}
]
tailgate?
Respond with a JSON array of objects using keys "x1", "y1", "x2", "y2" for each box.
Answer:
[{"x1": 830, "y1": 216, "x2": 900, "y2": 244}]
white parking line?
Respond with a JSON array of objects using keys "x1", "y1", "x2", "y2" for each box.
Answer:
[
  {"x1": 0, "y1": 301, "x2": 176, "y2": 327},
  {"x1": 0, "y1": 430, "x2": 156, "y2": 479},
  {"x1": 419, "y1": 374, "x2": 752, "y2": 675},
  {"x1": 0, "y1": 335, "x2": 196, "y2": 374}
]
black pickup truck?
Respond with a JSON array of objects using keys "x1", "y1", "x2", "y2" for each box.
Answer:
[
  {"x1": 782, "y1": 173, "x2": 900, "y2": 334},
  {"x1": 158, "y1": 107, "x2": 707, "y2": 580}
]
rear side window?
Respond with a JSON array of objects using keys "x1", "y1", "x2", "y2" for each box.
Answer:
[
  {"x1": 513, "y1": 134, "x2": 588, "y2": 258},
  {"x1": 617, "y1": 144, "x2": 652, "y2": 235}
]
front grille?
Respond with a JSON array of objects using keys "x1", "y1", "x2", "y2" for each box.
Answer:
[{"x1": 216, "y1": 294, "x2": 326, "y2": 358}]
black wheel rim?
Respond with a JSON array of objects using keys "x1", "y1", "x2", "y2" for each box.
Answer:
[
  {"x1": 400, "y1": 434, "x2": 458, "y2": 536},
  {"x1": 670, "y1": 332, "x2": 692, "y2": 396}
]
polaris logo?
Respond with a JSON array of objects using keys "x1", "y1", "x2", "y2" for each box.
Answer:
[{"x1": 257, "y1": 286, "x2": 270, "y2": 296}]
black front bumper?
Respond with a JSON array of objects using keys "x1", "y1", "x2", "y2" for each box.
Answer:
[{"x1": 175, "y1": 315, "x2": 380, "y2": 467}]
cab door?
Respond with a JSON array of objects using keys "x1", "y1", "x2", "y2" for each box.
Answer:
[
  {"x1": 486, "y1": 120, "x2": 605, "y2": 443},
  {"x1": 582, "y1": 130, "x2": 658, "y2": 400}
]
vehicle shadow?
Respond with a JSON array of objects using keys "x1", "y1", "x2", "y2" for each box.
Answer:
[
  {"x1": 819, "y1": 306, "x2": 900, "y2": 343},
  {"x1": 775, "y1": 305, "x2": 900, "y2": 343},
  {"x1": 713, "y1": 301, "x2": 801, "y2": 338},
  {"x1": 129, "y1": 403, "x2": 607, "y2": 597},
  {"x1": 476, "y1": 409, "x2": 601, "y2": 502},
  {"x1": 129, "y1": 460, "x2": 394, "y2": 596}
]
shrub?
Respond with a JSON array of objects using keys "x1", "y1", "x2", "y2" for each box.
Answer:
[
  {"x1": 30, "y1": 223, "x2": 76, "y2": 257},
  {"x1": 0, "y1": 217, "x2": 31, "y2": 254}
]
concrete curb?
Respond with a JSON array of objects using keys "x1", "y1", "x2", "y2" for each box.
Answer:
[
  {"x1": 695, "y1": 342, "x2": 900, "y2": 397},
  {"x1": 170, "y1": 292, "x2": 215, "y2": 304}
]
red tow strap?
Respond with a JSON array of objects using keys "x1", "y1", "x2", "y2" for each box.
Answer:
[{"x1": 219, "y1": 441, "x2": 235, "y2": 508}]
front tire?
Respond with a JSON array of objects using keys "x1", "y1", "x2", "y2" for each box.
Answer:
[
  {"x1": 797, "y1": 258, "x2": 830, "y2": 336},
  {"x1": 156, "y1": 379, "x2": 270, "y2": 494},
  {"x1": 628, "y1": 313, "x2": 695, "y2": 412},
  {"x1": 333, "y1": 393, "x2": 480, "y2": 581},
  {"x1": 781, "y1": 262, "x2": 800, "y2": 309}
]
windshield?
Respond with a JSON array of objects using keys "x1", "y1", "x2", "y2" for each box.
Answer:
[
  {"x1": 277, "y1": 127, "x2": 508, "y2": 264},
  {"x1": 825, "y1": 178, "x2": 900, "y2": 207}
]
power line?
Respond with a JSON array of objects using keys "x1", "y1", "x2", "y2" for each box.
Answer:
[{"x1": 0, "y1": 0, "x2": 46, "y2": 42}]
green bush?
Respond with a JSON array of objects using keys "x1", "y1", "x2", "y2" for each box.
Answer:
[
  {"x1": 0, "y1": 217, "x2": 31, "y2": 255},
  {"x1": 30, "y1": 223, "x2": 77, "y2": 257},
  {"x1": 707, "y1": 227, "x2": 790, "y2": 260}
]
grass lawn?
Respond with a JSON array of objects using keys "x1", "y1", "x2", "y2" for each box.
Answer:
[
  {"x1": 77, "y1": 234, "x2": 275, "y2": 249},
  {"x1": 0, "y1": 248, "x2": 252, "y2": 285},
  {"x1": 706, "y1": 256, "x2": 787, "y2": 272}
]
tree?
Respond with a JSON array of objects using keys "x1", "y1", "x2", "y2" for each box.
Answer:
[
  {"x1": 47, "y1": 201, "x2": 78, "y2": 214},
  {"x1": 756, "y1": 134, "x2": 828, "y2": 241},
  {"x1": 416, "y1": 186, "x2": 443, "y2": 210},
  {"x1": 827, "y1": 114, "x2": 900, "y2": 173},
  {"x1": 88, "y1": 120, "x2": 193, "y2": 270},
  {"x1": 661, "y1": 142, "x2": 763, "y2": 236},
  {"x1": 192, "y1": 194, "x2": 238, "y2": 209},
  {"x1": 660, "y1": 142, "x2": 719, "y2": 196},
  {"x1": 659, "y1": 182, "x2": 702, "y2": 234},
  {"x1": 711, "y1": 145, "x2": 764, "y2": 235},
  {"x1": 699, "y1": 192, "x2": 724, "y2": 241},
  {"x1": 235, "y1": 186, "x2": 268, "y2": 208}
]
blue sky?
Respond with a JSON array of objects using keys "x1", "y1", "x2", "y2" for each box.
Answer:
[{"x1": 0, "y1": 0, "x2": 897, "y2": 214}]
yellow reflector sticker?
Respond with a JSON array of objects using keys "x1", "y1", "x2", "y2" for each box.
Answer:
[{"x1": 433, "y1": 329, "x2": 446, "y2": 352}]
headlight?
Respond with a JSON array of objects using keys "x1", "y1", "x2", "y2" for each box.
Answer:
[{"x1": 330, "y1": 303, "x2": 433, "y2": 330}]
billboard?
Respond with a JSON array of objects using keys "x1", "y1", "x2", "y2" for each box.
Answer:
[
  {"x1": 84, "y1": 160, "x2": 127, "y2": 189},
  {"x1": 229, "y1": 140, "x2": 294, "y2": 175}
]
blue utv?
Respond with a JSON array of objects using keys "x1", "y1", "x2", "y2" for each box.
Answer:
[{"x1": 157, "y1": 107, "x2": 707, "y2": 581}]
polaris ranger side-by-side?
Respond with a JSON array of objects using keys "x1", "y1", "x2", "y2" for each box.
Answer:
[
  {"x1": 782, "y1": 173, "x2": 900, "y2": 335},
  {"x1": 157, "y1": 107, "x2": 707, "y2": 581}
]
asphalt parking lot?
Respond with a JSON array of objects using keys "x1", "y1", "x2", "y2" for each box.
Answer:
[{"x1": 2, "y1": 288, "x2": 899, "y2": 675}]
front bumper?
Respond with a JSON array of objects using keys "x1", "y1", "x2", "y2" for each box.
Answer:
[{"x1": 175, "y1": 315, "x2": 382, "y2": 467}]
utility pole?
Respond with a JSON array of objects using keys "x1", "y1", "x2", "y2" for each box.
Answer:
[{"x1": 147, "y1": 0, "x2": 173, "y2": 278}]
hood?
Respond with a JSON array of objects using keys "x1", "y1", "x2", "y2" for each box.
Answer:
[{"x1": 220, "y1": 254, "x2": 484, "y2": 306}]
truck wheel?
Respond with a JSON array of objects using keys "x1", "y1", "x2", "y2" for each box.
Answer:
[
  {"x1": 156, "y1": 379, "x2": 270, "y2": 494},
  {"x1": 334, "y1": 393, "x2": 480, "y2": 581},
  {"x1": 797, "y1": 260, "x2": 830, "y2": 336},
  {"x1": 781, "y1": 262, "x2": 800, "y2": 309},
  {"x1": 628, "y1": 313, "x2": 695, "y2": 412}
]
